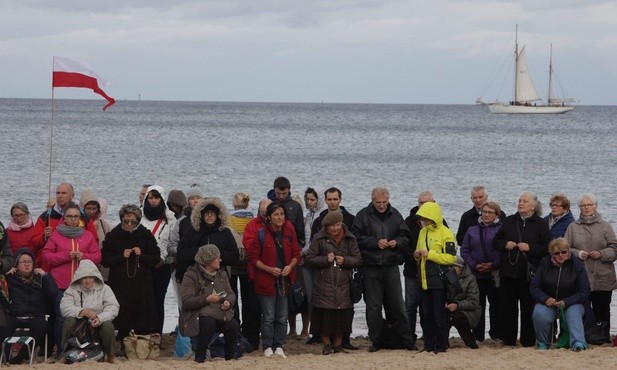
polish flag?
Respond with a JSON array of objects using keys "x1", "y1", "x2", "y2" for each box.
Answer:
[{"x1": 52, "y1": 56, "x2": 116, "y2": 111}]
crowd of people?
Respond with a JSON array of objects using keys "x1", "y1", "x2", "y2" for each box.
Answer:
[{"x1": 0, "y1": 179, "x2": 615, "y2": 364}]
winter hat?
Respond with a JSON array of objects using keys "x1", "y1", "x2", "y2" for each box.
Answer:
[
  {"x1": 167, "y1": 190, "x2": 188, "y2": 208},
  {"x1": 202, "y1": 203, "x2": 220, "y2": 216},
  {"x1": 10, "y1": 202, "x2": 30, "y2": 215},
  {"x1": 322, "y1": 210, "x2": 343, "y2": 227},
  {"x1": 453, "y1": 255, "x2": 465, "y2": 268},
  {"x1": 79, "y1": 189, "x2": 100, "y2": 209},
  {"x1": 195, "y1": 244, "x2": 220, "y2": 266},
  {"x1": 186, "y1": 184, "x2": 204, "y2": 199}
]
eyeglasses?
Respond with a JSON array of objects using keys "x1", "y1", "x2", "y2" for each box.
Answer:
[
  {"x1": 552, "y1": 250, "x2": 569, "y2": 256},
  {"x1": 550, "y1": 204, "x2": 563, "y2": 208},
  {"x1": 18, "y1": 261, "x2": 33, "y2": 265},
  {"x1": 64, "y1": 215, "x2": 81, "y2": 219},
  {"x1": 579, "y1": 204, "x2": 595, "y2": 208},
  {"x1": 122, "y1": 219, "x2": 139, "y2": 225},
  {"x1": 481, "y1": 210, "x2": 496, "y2": 215}
]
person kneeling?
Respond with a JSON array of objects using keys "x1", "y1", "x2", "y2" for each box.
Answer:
[
  {"x1": 60, "y1": 260, "x2": 119, "y2": 363},
  {"x1": 446, "y1": 257, "x2": 480, "y2": 349},
  {"x1": 180, "y1": 244, "x2": 239, "y2": 362}
]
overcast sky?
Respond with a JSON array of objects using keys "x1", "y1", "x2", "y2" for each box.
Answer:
[{"x1": 1, "y1": 1, "x2": 616, "y2": 104}]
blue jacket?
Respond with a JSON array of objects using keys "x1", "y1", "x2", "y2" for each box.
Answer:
[
  {"x1": 530, "y1": 253, "x2": 590, "y2": 308},
  {"x1": 543, "y1": 210, "x2": 574, "y2": 240}
]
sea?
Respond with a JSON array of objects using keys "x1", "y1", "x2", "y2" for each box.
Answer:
[{"x1": 1, "y1": 98, "x2": 616, "y2": 337}]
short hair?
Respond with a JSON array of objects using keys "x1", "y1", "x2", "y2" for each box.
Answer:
[
  {"x1": 520, "y1": 192, "x2": 542, "y2": 216},
  {"x1": 418, "y1": 190, "x2": 434, "y2": 201},
  {"x1": 57, "y1": 182, "x2": 75, "y2": 196},
  {"x1": 266, "y1": 201, "x2": 286, "y2": 218},
  {"x1": 548, "y1": 237, "x2": 570, "y2": 254},
  {"x1": 371, "y1": 187, "x2": 389, "y2": 200},
  {"x1": 64, "y1": 202, "x2": 80, "y2": 213},
  {"x1": 232, "y1": 192, "x2": 250, "y2": 209},
  {"x1": 470, "y1": 185, "x2": 487, "y2": 195},
  {"x1": 273, "y1": 176, "x2": 291, "y2": 190},
  {"x1": 119, "y1": 204, "x2": 142, "y2": 222},
  {"x1": 578, "y1": 193, "x2": 598, "y2": 207},
  {"x1": 482, "y1": 201, "x2": 501, "y2": 215},
  {"x1": 324, "y1": 187, "x2": 342, "y2": 198},
  {"x1": 549, "y1": 193, "x2": 571, "y2": 211}
]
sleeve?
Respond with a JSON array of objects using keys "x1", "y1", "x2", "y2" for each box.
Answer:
[
  {"x1": 304, "y1": 239, "x2": 330, "y2": 269},
  {"x1": 527, "y1": 220, "x2": 550, "y2": 259},
  {"x1": 97, "y1": 286, "x2": 120, "y2": 323},
  {"x1": 351, "y1": 212, "x2": 379, "y2": 251},
  {"x1": 166, "y1": 219, "x2": 181, "y2": 259},
  {"x1": 344, "y1": 238, "x2": 363, "y2": 269},
  {"x1": 460, "y1": 230, "x2": 479, "y2": 272},
  {"x1": 219, "y1": 228, "x2": 239, "y2": 267},
  {"x1": 81, "y1": 232, "x2": 102, "y2": 264},
  {"x1": 455, "y1": 275, "x2": 480, "y2": 312},
  {"x1": 394, "y1": 215, "x2": 411, "y2": 252},
  {"x1": 181, "y1": 272, "x2": 208, "y2": 310},
  {"x1": 599, "y1": 223, "x2": 617, "y2": 263},
  {"x1": 42, "y1": 234, "x2": 71, "y2": 268},
  {"x1": 529, "y1": 260, "x2": 550, "y2": 304},
  {"x1": 456, "y1": 213, "x2": 467, "y2": 246},
  {"x1": 140, "y1": 233, "x2": 162, "y2": 266},
  {"x1": 101, "y1": 233, "x2": 125, "y2": 268},
  {"x1": 60, "y1": 288, "x2": 83, "y2": 318}
]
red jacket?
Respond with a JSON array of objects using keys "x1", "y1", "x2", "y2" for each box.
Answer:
[
  {"x1": 246, "y1": 220, "x2": 300, "y2": 296},
  {"x1": 6, "y1": 225, "x2": 44, "y2": 265}
]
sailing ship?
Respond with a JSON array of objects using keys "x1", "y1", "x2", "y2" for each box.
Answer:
[{"x1": 476, "y1": 26, "x2": 574, "y2": 114}]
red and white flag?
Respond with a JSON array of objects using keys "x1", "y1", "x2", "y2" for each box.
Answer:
[{"x1": 52, "y1": 56, "x2": 116, "y2": 111}]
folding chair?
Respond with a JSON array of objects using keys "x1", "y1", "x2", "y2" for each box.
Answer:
[{"x1": 0, "y1": 335, "x2": 36, "y2": 367}]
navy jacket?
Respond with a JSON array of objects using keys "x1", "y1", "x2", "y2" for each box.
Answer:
[{"x1": 530, "y1": 254, "x2": 590, "y2": 308}]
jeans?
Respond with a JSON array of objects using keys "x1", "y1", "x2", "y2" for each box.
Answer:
[
  {"x1": 404, "y1": 276, "x2": 421, "y2": 340},
  {"x1": 258, "y1": 293, "x2": 288, "y2": 350},
  {"x1": 532, "y1": 303, "x2": 586, "y2": 346}
]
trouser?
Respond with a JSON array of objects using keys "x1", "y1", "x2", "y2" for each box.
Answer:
[
  {"x1": 447, "y1": 310, "x2": 476, "y2": 347},
  {"x1": 152, "y1": 264, "x2": 173, "y2": 334},
  {"x1": 420, "y1": 288, "x2": 448, "y2": 351},
  {"x1": 362, "y1": 265, "x2": 413, "y2": 345},
  {"x1": 231, "y1": 275, "x2": 262, "y2": 350},
  {"x1": 532, "y1": 303, "x2": 586, "y2": 346},
  {"x1": 589, "y1": 290, "x2": 612, "y2": 324},
  {"x1": 475, "y1": 277, "x2": 500, "y2": 341},
  {"x1": 195, "y1": 316, "x2": 240, "y2": 361},
  {"x1": 404, "y1": 275, "x2": 422, "y2": 341},
  {"x1": 62, "y1": 317, "x2": 116, "y2": 356},
  {"x1": 5, "y1": 316, "x2": 48, "y2": 353},
  {"x1": 53, "y1": 290, "x2": 66, "y2": 354},
  {"x1": 258, "y1": 293, "x2": 288, "y2": 350},
  {"x1": 499, "y1": 277, "x2": 535, "y2": 347}
]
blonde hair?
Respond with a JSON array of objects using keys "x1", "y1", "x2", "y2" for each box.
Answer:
[
  {"x1": 548, "y1": 237, "x2": 570, "y2": 254},
  {"x1": 232, "y1": 192, "x2": 250, "y2": 210},
  {"x1": 482, "y1": 201, "x2": 501, "y2": 215}
]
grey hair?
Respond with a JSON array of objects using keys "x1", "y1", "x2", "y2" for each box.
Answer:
[
  {"x1": 520, "y1": 192, "x2": 542, "y2": 217},
  {"x1": 118, "y1": 204, "x2": 142, "y2": 222},
  {"x1": 578, "y1": 193, "x2": 598, "y2": 207},
  {"x1": 470, "y1": 185, "x2": 487, "y2": 195},
  {"x1": 371, "y1": 187, "x2": 389, "y2": 200},
  {"x1": 418, "y1": 190, "x2": 434, "y2": 201}
]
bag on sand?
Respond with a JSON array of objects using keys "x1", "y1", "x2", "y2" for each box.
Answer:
[{"x1": 123, "y1": 330, "x2": 161, "y2": 360}]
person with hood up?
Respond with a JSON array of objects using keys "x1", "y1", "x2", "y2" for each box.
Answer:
[
  {"x1": 445, "y1": 256, "x2": 481, "y2": 349},
  {"x1": 414, "y1": 201, "x2": 457, "y2": 354},
  {"x1": 60, "y1": 259, "x2": 119, "y2": 363},
  {"x1": 79, "y1": 189, "x2": 113, "y2": 281},
  {"x1": 140, "y1": 185, "x2": 176, "y2": 335},
  {"x1": 2, "y1": 248, "x2": 57, "y2": 364},
  {"x1": 176, "y1": 197, "x2": 239, "y2": 283}
]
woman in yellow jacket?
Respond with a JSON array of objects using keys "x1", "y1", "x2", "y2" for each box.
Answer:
[{"x1": 414, "y1": 202, "x2": 457, "y2": 353}]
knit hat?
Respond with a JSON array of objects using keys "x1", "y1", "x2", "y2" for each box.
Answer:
[
  {"x1": 167, "y1": 190, "x2": 188, "y2": 208},
  {"x1": 10, "y1": 202, "x2": 30, "y2": 215},
  {"x1": 322, "y1": 210, "x2": 343, "y2": 227},
  {"x1": 195, "y1": 244, "x2": 220, "y2": 266},
  {"x1": 186, "y1": 184, "x2": 204, "y2": 199}
]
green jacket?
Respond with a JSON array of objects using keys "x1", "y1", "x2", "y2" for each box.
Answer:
[{"x1": 451, "y1": 262, "x2": 481, "y2": 328}]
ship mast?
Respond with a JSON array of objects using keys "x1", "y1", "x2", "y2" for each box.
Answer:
[
  {"x1": 513, "y1": 24, "x2": 519, "y2": 104},
  {"x1": 547, "y1": 44, "x2": 553, "y2": 105}
]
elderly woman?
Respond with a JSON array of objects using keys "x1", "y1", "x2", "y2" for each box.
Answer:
[
  {"x1": 177, "y1": 197, "x2": 239, "y2": 282},
  {"x1": 246, "y1": 201, "x2": 300, "y2": 358},
  {"x1": 493, "y1": 192, "x2": 550, "y2": 347},
  {"x1": 530, "y1": 238, "x2": 590, "y2": 351},
  {"x1": 101, "y1": 204, "x2": 160, "y2": 342},
  {"x1": 564, "y1": 193, "x2": 617, "y2": 340},
  {"x1": 460, "y1": 201, "x2": 502, "y2": 342},
  {"x1": 305, "y1": 210, "x2": 362, "y2": 355},
  {"x1": 544, "y1": 193, "x2": 574, "y2": 240},
  {"x1": 6, "y1": 203, "x2": 43, "y2": 259},
  {"x1": 180, "y1": 244, "x2": 239, "y2": 363},
  {"x1": 2, "y1": 249, "x2": 57, "y2": 364},
  {"x1": 60, "y1": 260, "x2": 119, "y2": 363},
  {"x1": 414, "y1": 202, "x2": 457, "y2": 354}
]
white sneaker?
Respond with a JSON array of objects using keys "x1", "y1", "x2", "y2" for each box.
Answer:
[
  {"x1": 274, "y1": 347, "x2": 287, "y2": 358},
  {"x1": 264, "y1": 348, "x2": 274, "y2": 357}
]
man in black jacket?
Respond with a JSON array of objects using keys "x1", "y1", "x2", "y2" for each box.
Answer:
[
  {"x1": 351, "y1": 187, "x2": 415, "y2": 352},
  {"x1": 456, "y1": 185, "x2": 506, "y2": 246}
]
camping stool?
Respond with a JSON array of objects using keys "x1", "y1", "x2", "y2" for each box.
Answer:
[{"x1": 0, "y1": 336, "x2": 36, "y2": 367}]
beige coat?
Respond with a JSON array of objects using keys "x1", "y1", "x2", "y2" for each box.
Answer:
[{"x1": 565, "y1": 214, "x2": 617, "y2": 291}]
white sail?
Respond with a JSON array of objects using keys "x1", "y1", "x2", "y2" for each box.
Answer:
[{"x1": 515, "y1": 46, "x2": 541, "y2": 103}]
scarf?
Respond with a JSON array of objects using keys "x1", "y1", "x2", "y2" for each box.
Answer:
[
  {"x1": 56, "y1": 224, "x2": 85, "y2": 238},
  {"x1": 15, "y1": 272, "x2": 42, "y2": 289},
  {"x1": 143, "y1": 201, "x2": 167, "y2": 221},
  {"x1": 7, "y1": 218, "x2": 34, "y2": 231}
]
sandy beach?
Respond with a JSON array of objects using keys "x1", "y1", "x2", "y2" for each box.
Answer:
[{"x1": 16, "y1": 333, "x2": 616, "y2": 370}]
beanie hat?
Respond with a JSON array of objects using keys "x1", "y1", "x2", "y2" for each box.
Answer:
[
  {"x1": 167, "y1": 190, "x2": 188, "y2": 208},
  {"x1": 322, "y1": 210, "x2": 343, "y2": 227},
  {"x1": 186, "y1": 184, "x2": 204, "y2": 199},
  {"x1": 195, "y1": 244, "x2": 220, "y2": 266}
]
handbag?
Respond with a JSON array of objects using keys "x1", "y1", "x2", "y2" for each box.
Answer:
[
  {"x1": 585, "y1": 321, "x2": 610, "y2": 345},
  {"x1": 287, "y1": 280, "x2": 306, "y2": 314},
  {"x1": 350, "y1": 268, "x2": 363, "y2": 304},
  {"x1": 439, "y1": 266, "x2": 463, "y2": 301},
  {"x1": 123, "y1": 330, "x2": 161, "y2": 360}
]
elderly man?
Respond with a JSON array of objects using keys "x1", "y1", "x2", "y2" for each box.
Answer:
[
  {"x1": 351, "y1": 187, "x2": 415, "y2": 352},
  {"x1": 456, "y1": 185, "x2": 506, "y2": 246}
]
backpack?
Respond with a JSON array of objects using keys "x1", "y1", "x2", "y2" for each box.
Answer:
[{"x1": 206, "y1": 332, "x2": 253, "y2": 360}]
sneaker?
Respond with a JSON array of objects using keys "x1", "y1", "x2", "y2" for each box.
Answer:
[
  {"x1": 536, "y1": 342, "x2": 550, "y2": 350},
  {"x1": 571, "y1": 341, "x2": 586, "y2": 352},
  {"x1": 264, "y1": 348, "x2": 274, "y2": 357},
  {"x1": 274, "y1": 347, "x2": 286, "y2": 358}
]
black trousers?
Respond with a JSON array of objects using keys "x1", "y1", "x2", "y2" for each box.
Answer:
[
  {"x1": 152, "y1": 264, "x2": 173, "y2": 334},
  {"x1": 447, "y1": 310, "x2": 476, "y2": 347},
  {"x1": 230, "y1": 274, "x2": 261, "y2": 350},
  {"x1": 499, "y1": 276, "x2": 535, "y2": 347},
  {"x1": 196, "y1": 316, "x2": 240, "y2": 361},
  {"x1": 475, "y1": 277, "x2": 500, "y2": 341}
]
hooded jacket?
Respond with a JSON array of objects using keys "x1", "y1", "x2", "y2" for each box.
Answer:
[
  {"x1": 303, "y1": 186, "x2": 327, "y2": 246},
  {"x1": 7, "y1": 248, "x2": 58, "y2": 318},
  {"x1": 351, "y1": 202, "x2": 410, "y2": 266},
  {"x1": 564, "y1": 213, "x2": 617, "y2": 291},
  {"x1": 176, "y1": 197, "x2": 239, "y2": 282},
  {"x1": 79, "y1": 189, "x2": 114, "y2": 249},
  {"x1": 140, "y1": 185, "x2": 176, "y2": 262},
  {"x1": 415, "y1": 202, "x2": 457, "y2": 290},
  {"x1": 60, "y1": 259, "x2": 119, "y2": 323}
]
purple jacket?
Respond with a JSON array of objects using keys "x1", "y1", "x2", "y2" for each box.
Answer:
[{"x1": 460, "y1": 221, "x2": 501, "y2": 279}]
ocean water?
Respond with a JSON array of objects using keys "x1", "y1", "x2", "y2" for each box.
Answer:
[{"x1": 1, "y1": 98, "x2": 616, "y2": 336}]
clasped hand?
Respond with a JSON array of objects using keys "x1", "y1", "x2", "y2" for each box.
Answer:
[{"x1": 123, "y1": 247, "x2": 142, "y2": 258}]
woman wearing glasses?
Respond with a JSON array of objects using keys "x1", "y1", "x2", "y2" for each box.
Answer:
[
  {"x1": 564, "y1": 194, "x2": 617, "y2": 343},
  {"x1": 530, "y1": 238, "x2": 590, "y2": 351},
  {"x1": 6, "y1": 203, "x2": 43, "y2": 259},
  {"x1": 101, "y1": 204, "x2": 160, "y2": 345},
  {"x1": 544, "y1": 193, "x2": 574, "y2": 240}
]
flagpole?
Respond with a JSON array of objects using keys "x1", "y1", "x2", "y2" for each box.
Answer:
[{"x1": 49, "y1": 58, "x2": 55, "y2": 201}]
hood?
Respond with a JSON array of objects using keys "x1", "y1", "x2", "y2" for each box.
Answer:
[
  {"x1": 13, "y1": 248, "x2": 37, "y2": 269},
  {"x1": 191, "y1": 197, "x2": 229, "y2": 231},
  {"x1": 98, "y1": 197, "x2": 110, "y2": 220},
  {"x1": 144, "y1": 185, "x2": 167, "y2": 207},
  {"x1": 70, "y1": 259, "x2": 104, "y2": 288},
  {"x1": 307, "y1": 186, "x2": 327, "y2": 214},
  {"x1": 79, "y1": 188, "x2": 99, "y2": 209},
  {"x1": 416, "y1": 202, "x2": 444, "y2": 228}
]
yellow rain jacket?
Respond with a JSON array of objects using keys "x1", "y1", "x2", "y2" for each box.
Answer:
[{"x1": 415, "y1": 202, "x2": 457, "y2": 290}]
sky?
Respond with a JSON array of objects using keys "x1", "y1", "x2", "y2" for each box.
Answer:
[{"x1": 1, "y1": 1, "x2": 616, "y2": 105}]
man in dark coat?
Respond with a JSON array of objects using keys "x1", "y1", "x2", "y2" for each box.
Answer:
[{"x1": 456, "y1": 185, "x2": 506, "y2": 246}]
